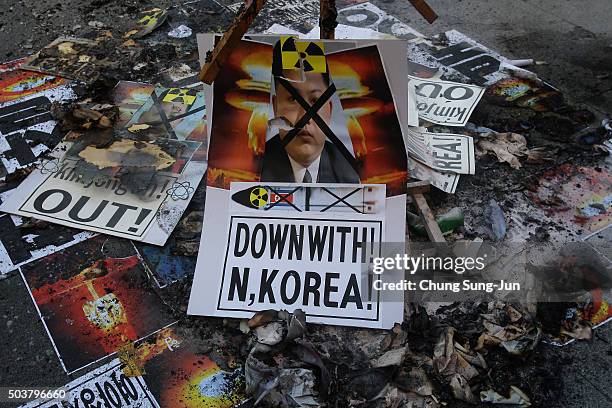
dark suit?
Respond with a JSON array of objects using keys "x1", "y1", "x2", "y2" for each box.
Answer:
[{"x1": 261, "y1": 135, "x2": 360, "y2": 183}]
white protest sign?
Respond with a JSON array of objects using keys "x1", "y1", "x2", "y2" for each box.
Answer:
[
  {"x1": 20, "y1": 359, "x2": 159, "y2": 408},
  {"x1": 0, "y1": 136, "x2": 206, "y2": 246},
  {"x1": 188, "y1": 183, "x2": 405, "y2": 329},
  {"x1": 407, "y1": 127, "x2": 475, "y2": 175},
  {"x1": 408, "y1": 157, "x2": 460, "y2": 194},
  {"x1": 408, "y1": 75, "x2": 484, "y2": 126}
]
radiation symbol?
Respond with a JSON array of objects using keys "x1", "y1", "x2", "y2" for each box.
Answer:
[
  {"x1": 296, "y1": 41, "x2": 326, "y2": 73},
  {"x1": 249, "y1": 187, "x2": 269, "y2": 208},
  {"x1": 280, "y1": 36, "x2": 327, "y2": 73},
  {"x1": 162, "y1": 88, "x2": 197, "y2": 105},
  {"x1": 138, "y1": 8, "x2": 164, "y2": 27},
  {"x1": 280, "y1": 36, "x2": 300, "y2": 70}
]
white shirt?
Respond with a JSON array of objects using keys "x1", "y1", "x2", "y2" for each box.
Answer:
[{"x1": 287, "y1": 154, "x2": 321, "y2": 183}]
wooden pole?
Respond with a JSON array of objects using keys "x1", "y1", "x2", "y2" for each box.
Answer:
[
  {"x1": 407, "y1": 0, "x2": 438, "y2": 24},
  {"x1": 198, "y1": 0, "x2": 267, "y2": 84},
  {"x1": 319, "y1": 0, "x2": 337, "y2": 39},
  {"x1": 407, "y1": 181, "x2": 446, "y2": 243}
]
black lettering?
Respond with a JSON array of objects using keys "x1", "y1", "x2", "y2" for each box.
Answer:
[
  {"x1": 258, "y1": 268, "x2": 278, "y2": 303},
  {"x1": 94, "y1": 382, "x2": 110, "y2": 407},
  {"x1": 0, "y1": 215, "x2": 31, "y2": 264},
  {"x1": 454, "y1": 55, "x2": 500, "y2": 84},
  {"x1": 113, "y1": 373, "x2": 139, "y2": 404},
  {"x1": 337, "y1": 226, "x2": 351, "y2": 262},
  {"x1": 340, "y1": 274, "x2": 363, "y2": 309},
  {"x1": 4, "y1": 133, "x2": 36, "y2": 165},
  {"x1": 0, "y1": 96, "x2": 52, "y2": 134},
  {"x1": 444, "y1": 85, "x2": 474, "y2": 100},
  {"x1": 280, "y1": 270, "x2": 300, "y2": 304},
  {"x1": 68, "y1": 196, "x2": 109, "y2": 222},
  {"x1": 431, "y1": 42, "x2": 483, "y2": 66},
  {"x1": 269, "y1": 224, "x2": 288, "y2": 259},
  {"x1": 308, "y1": 225, "x2": 328, "y2": 261},
  {"x1": 233, "y1": 223, "x2": 250, "y2": 257},
  {"x1": 433, "y1": 106, "x2": 452, "y2": 117},
  {"x1": 352, "y1": 227, "x2": 369, "y2": 264},
  {"x1": 103, "y1": 381, "x2": 121, "y2": 407},
  {"x1": 303, "y1": 271, "x2": 321, "y2": 306},
  {"x1": 415, "y1": 82, "x2": 442, "y2": 99},
  {"x1": 251, "y1": 223, "x2": 267, "y2": 259},
  {"x1": 105, "y1": 202, "x2": 138, "y2": 228},
  {"x1": 52, "y1": 162, "x2": 74, "y2": 180},
  {"x1": 33, "y1": 189, "x2": 72, "y2": 214},
  {"x1": 79, "y1": 388, "x2": 97, "y2": 408},
  {"x1": 434, "y1": 160, "x2": 462, "y2": 170},
  {"x1": 327, "y1": 226, "x2": 334, "y2": 262},
  {"x1": 288, "y1": 224, "x2": 304, "y2": 260},
  {"x1": 434, "y1": 142, "x2": 462, "y2": 155},
  {"x1": 228, "y1": 267, "x2": 249, "y2": 301},
  {"x1": 324, "y1": 272, "x2": 339, "y2": 307}
]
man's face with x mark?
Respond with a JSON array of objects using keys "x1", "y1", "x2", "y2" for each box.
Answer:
[{"x1": 273, "y1": 69, "x2": 333, "y2": 168}]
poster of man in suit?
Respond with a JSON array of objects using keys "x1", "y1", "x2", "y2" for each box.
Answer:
[
  {"x1": 260, "y1": 39, "x2": 360, "y2": 183},
  {"x1": 204, "y1": 35, "x2": 408, "y2": 196}
]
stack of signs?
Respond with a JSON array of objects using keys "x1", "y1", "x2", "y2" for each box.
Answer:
[
  {"x1": 406, "y1": 73, "x2": 483, "y2": 193},
  {"x1": 188, "y1": 35, "x2": 409, "y2": 328},
  {"x1": 0, "y1": 85, "x2": 208, "y2": 245},
  {"x1": 401, "y1": 26, "x2": 553, "y2": 192}
]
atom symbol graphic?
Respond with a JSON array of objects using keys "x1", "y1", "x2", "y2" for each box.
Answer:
[
  {"x1": 37, "y1": 158, "x2": 60, "y2": 174},
  {"x1": 166, "y1": 181, "x2": 194, "y2": 201}
]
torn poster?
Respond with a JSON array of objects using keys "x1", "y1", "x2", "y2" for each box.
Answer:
[
  {"x1": 200, "y1": 35, "x2": 409, "y2": 192},
  {"x1": 190, "y1": 183, "x2": 403, "y2": 328},
  {"x1": 0, "y1": 61, "x2": 75, "y2": 185},
  {"x1": 0, "y1": 129, "x2": 206, "y2": 245},
  {"x1": 21, "y1": 37, "x2": 104, "y2": 83},
  {"x1": 486, "y1": 76, "x2": 563, "y2": 112},
  {"x1": 140, "y1": 326, "x2": 245, "y2": 407},
  {"x1": 125, "y1": 85, "x2": 207, "y2": 145},
  {"x1": 407, "y1": 127, "x2": 475, "y2": 175},
  {"x1": 228, "y1": 0, "x2": 319, "y2": 33},
  {"x1": 337, "y1": 2, "x2": 424, "y2": 41},
  {"x1": 303, "y1": 24, "x2": 398, "y2": 40},
  {"x1": 0, "y1": 213, "x2": 93, "y2": 275},
  {"x1": 124, "y1": 7, "x2": 168, "y2": 39},
  {"x1": 19, "y1": 235, "x2": 176, "y2": 374},
  {"x1": 408, "y1": 157, "x2": 459, "y2": 194},
  {"x1": 409, "y1": 75, "x2": 484, "y2": 126},
  {"x1": 20, "y1": 358, "x2": 159, "y2": 408},
  {"x1": 112, "y1": 81, "x2": 156, "y2": 128},
  {"x1": 0, "y1": 58, "x2": 68, "y2": 103},
  {"x1": 406, "y1": 30, "x2": 536, "y2": 87},
  {"x1": 21, "y1": 37, "x2": 140, "y2": 84}
]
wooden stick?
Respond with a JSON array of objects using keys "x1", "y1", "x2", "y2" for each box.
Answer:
[
  {"x1": 199, "y1": 0, "x2": 267, "y2": 84},
  {"x1": 406, "y1": 180, "x2": 431, "y2": 195},
  {"x1": 407, "y1": 0, "x2": 438, "y2": 24},
  {"x1": 413, "y1": 193, "x2": 446, "y2": 243},
  {"x1": 319, "y1": 0, "x2": 337, "y2": 39}
]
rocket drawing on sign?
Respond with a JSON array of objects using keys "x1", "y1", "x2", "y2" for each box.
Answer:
[{"x1": 230, "y1": 184, "x2": 385, "y2": 214}]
